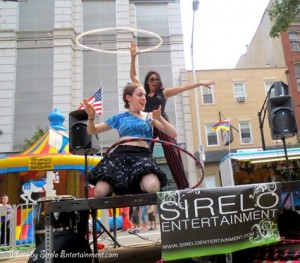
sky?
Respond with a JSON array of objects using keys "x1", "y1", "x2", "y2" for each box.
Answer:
[{"x1": 180, "y1": 0, "x2": 270, "y2": 70}]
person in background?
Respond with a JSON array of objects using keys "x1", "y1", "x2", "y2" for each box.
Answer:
[
  {"x1": 0, "y1": 194, "x2": 12, "y2": 246},
  {"x1": 141, "y1": 206, "x2": 148, "y2": 230},
  {"x1": 146, "y1": 204, "x2": 157, "y2": 231},
  {"x1": 129, "y1": 42, "x2": 215, "y2": 190},
  {"x1": 120, "y1": 207, "x2": 132, "y2": 231},
  {"x1": 129, "y1": 206, "x2": 141, "y2": 233},
  {"x1": 83, "y1": 83, "x2": 177, "y2": 197}
]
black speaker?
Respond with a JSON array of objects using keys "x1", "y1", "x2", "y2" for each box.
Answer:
[
  {"x1": 270, "y1": 81, "x2": 289, "y2": 97},
  {"x1": 267, "y1": 95, "x2": 297, "y2": 140},
  {"x1": 69, "y1": 109, "x2": 100, "y2": 155}
]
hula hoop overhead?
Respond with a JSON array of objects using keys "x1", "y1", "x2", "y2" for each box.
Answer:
[
  {"x1": 105, "y1": 138, "x2": 205, "y2": 189},
  {"x1": 75, "y1": 27, "x2": 163, "y2": 54}
]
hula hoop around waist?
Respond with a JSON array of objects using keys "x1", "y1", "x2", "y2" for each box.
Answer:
[{"x1": 105, "y1": 138, "x2": 204, "y2": 189}]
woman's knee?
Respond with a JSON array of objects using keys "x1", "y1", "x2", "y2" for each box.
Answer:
[
  {"x1": 140, "y1": 174, "x2": 161, "y2": 193},
  {"x1": 93, "y1": 180, "x2": 113, "y2": 198}
]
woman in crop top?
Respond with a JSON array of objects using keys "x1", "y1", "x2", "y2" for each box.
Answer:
[
  {"x1": 83, "y1": 83, "x2": 177, "y2": 197},
  {"x1": 129, "y1": 42, "x2": 215, "y2": 189}
]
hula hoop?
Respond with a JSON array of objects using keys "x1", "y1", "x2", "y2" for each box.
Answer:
[
  {"x1": 104, "y1": 138, "x2": 205, "y2": 189},
  {"x1": 75, "y1": 27, "x2": 163, "y2": 54}
]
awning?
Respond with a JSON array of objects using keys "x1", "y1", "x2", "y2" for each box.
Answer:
[{"x1": 227, "y1": 148, "x2": 300, "y2": 163}]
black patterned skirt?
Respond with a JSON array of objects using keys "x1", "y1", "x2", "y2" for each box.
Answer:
[{"x1": 88, "y1": 145, "x2": 168, "y2": 195}]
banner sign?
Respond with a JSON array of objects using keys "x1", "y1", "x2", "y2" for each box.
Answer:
[
  {"x1": 29, "y1": 157, "x2": 54, "y2": 170},
  {"x1": 158, "y1": 183, "x2": 282, "y2": 261}
]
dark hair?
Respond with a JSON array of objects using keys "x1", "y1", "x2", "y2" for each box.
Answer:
[
  {"x1": 143, "y1": 70, "x2": 164, "y2": 95},
  {"x1": 123, "y1": 83, "x2": 143, "y2": 109}
]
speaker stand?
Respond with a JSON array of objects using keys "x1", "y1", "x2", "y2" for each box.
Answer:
[
  {"x1": 83, "y1": 152, "x2": 121, "y2": 253},
  {"x1": 281, "y1": 137, "x2": 295, "y2": 210},
  {"x1": 84, "y1": 152, "x2": 89, "y2": 199}
]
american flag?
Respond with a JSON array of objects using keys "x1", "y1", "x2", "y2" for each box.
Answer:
[{"x1": 78, "y1": 87, "x2": 103, "y2": 115}]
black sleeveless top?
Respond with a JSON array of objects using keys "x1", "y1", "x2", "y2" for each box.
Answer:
[{"x1": 145, "y1": 89, "x2": 169, "y2": 121}]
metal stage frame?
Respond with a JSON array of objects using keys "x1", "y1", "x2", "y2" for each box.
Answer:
[{"x1": 43, "y1": 181, "x2": 300, "y2": 263}]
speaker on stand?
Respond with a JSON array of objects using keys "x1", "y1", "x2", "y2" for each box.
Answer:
[
  {"x1": 69, "y1": 109, "x2": 101, "y2": 199},
  {"x1": 69, "y1": 109, "x2": 119, "y2": 253},
  {"x1": 69, "y1": 109, "x2": 100, "y2": 156},
  {"x1": 267, "y1": 95, "x2": 297, "y2": 141},
  {"x1": 267, "y1": 93, "x2": 298, "y2": 209}
]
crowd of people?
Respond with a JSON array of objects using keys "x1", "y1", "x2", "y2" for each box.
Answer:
[{"x1": 126, "y1": 205, "x2": 158, "y2": 234}]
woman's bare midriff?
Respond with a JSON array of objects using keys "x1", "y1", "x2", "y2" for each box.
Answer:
[{"x1": 119, "y1": 136, "x2": 149, "y2": 148}]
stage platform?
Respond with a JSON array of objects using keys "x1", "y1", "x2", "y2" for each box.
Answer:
[{"x1": 41, "y1": 181, "x2": 300, "y2": 263}]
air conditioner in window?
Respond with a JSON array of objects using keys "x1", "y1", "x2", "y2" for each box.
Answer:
[
  {"x1": 242, "y1": 138, "x2": 251, "y2": 143},
  {"x1": 236, "y1": 96, "x2": 246, "y2": 102}
]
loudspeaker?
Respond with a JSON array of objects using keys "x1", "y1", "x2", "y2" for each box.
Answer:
[
  {"x1": 69, "y1": 109, "x2": 100, "y2": 155},
  {"x1": 270, "y1": 81, "x2": 289, "y2": 97},
  {"x1": 267, "y1": 95, "x2": 297, "y2": 140}
]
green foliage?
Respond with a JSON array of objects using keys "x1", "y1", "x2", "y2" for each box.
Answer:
[
  {"x1": 269, "y1": 0, "x2": 300, "y2": 38},
  {"x1": 23, "y1": 127, "x2": 47, "y2": 150}
]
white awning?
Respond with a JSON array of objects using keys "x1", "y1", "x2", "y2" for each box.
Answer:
[{"x1": 227, "y1": 148, "x2": 300, "y2": 163}]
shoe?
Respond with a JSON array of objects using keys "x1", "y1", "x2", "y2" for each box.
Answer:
[
  {"x1": 128, "y1": 228, "x2": 140, "y2": 234},
  {"x1": 148, "y1": 227, "x2": 153, "y2": 231}
]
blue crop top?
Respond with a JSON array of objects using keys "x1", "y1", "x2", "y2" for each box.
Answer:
[{"x1": 105, "y1": 112, "x2": 153, "y2": 138}]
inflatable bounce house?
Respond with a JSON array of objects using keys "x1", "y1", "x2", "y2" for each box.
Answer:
[{"x1": 15, "y1": 207, "x2": 35, "y2": 245}]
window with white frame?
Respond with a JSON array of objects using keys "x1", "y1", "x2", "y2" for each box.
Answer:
[
  {"x1": 202, "y1": 85, "x2": 214, "y2": 104},
  {"x1": 233, "y1": 82, "x2": 246, "y2": 102},
  {"x1": 264, "y1": 80, "x2": 276, "y2": 97},
  {"x1": 289, "y1": 31, "x2": 300, "y2": 51},
  {"x1": 206, "y1": 124, "x2": 219, "y2": 146},
  {"x1": 295, "y1": 63, "x2": 300, "y2": 92},
  {"x1": 239, "y1": 122, "x2": 253, "y2": 144}
]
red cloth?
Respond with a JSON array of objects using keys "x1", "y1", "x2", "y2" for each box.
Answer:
[{"x1": 153, "y1": 128, "x2": 189, "y2": 189}]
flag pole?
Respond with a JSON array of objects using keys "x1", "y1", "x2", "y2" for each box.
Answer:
[{"x1": 228, "y1": 121, "x2": 231, "y2": 154}]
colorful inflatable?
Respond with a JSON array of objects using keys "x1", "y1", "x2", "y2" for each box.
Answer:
[{"x1": 15, "y1": 208, "x2": 35, "y2": 245}]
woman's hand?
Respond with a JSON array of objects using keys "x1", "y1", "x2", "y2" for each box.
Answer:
[
  {"x1": 152, "y1": 105, "x2": 162, "y2": 121},
  {"x1": 201, "y1": 80, "x2": 216, "y2": 88},
  {"x1": 151, "y1": 105, "x2": 177, "y2": 138},
  {"x1": 129, "y1": 42, "x2": 140, "y2": 58},
  {"x1": 81, "y1": 98, "x2": 96, "y2": 119}
]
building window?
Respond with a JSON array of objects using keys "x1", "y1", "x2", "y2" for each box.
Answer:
[
  {"x1": 239, "y1": 122, "x2": 253, "y2": 144},
  {"x1": 233, "y1": 82, "x2": 246, "y2": 102},
  {"x1": 206, "y1": 124, "x2": 219, "y2": 146},
  {"x1": 136, "y1": 3, "x2": 169, "y2": 37},
  {"x1": 14, "y1": 49, "x2": 53, "y2": 151},
  {"x1": 19, "y1": 0, "x2": 54, "y2": 31},
  {"x1": 294, "y1": 63, "x2": 300, "y2": 92},
  {"x1": 83, "y1": 1, "x2": 116, "y2": 31},
  {"x1": 289, "y1": 31, "x2": 300, "y2": 51},
  {"x1": 202, "y1": 85, "x2": 214, "y2": 104}
]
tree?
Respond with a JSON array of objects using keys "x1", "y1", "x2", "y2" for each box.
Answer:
[
  {"x1": 23, "y1": 127, "x2": 47, "y2": 150},
  {"x1": 269, "y1": 0, "x2": 300, "y2": 38}
]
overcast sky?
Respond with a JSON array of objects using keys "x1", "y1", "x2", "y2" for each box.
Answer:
[{"x1": 180, "y1": 0, "x2": 270, "y2": 70}]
